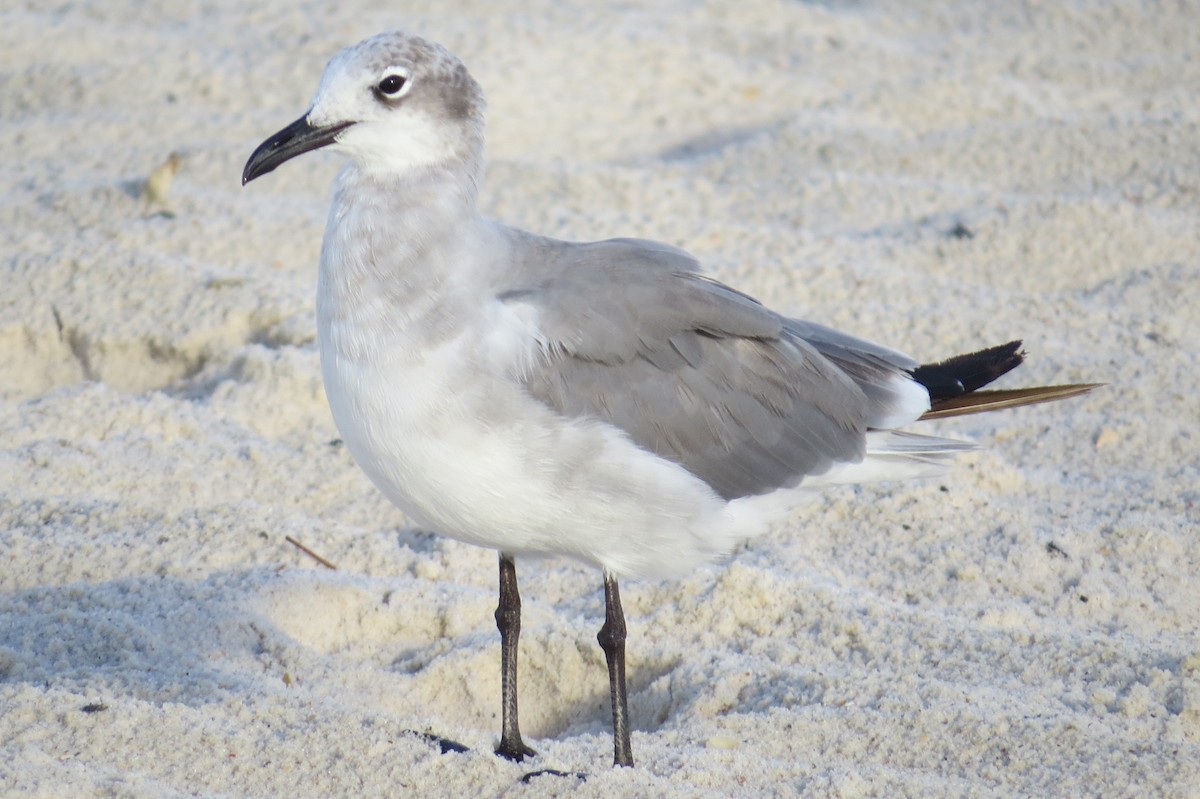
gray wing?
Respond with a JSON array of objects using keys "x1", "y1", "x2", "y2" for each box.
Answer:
[{"x1": 502, "y1": 236, "x2": 919, "y2": 501}]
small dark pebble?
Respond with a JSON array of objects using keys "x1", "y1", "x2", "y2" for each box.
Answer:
[
  {"x1": 1079, "y1": 595, "x2": 1089, "y2": 603},
  {"x1": 1045, "y1": 541, "x2": 1069, "y2": 558},
  {"x1": 946, "y1": 220, "x2": 974, "y2": 239}
]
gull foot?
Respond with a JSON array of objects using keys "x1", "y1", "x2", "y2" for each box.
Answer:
[{"x1": 495, "y1": 739, "x2": 537, "y2": 762}]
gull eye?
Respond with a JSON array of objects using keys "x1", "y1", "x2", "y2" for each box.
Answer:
[{"x1": 376, "y1": 70, "x2": 410, "y2": 98}]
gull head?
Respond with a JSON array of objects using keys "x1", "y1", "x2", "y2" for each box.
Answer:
[{"x1": 242, "y1": 31, "x2": 485, "y2": 184}]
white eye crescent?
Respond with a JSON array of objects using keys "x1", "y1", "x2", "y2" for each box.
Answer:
[{"x1": 376, "y1": 67, "x2": 411, "y2": 98}]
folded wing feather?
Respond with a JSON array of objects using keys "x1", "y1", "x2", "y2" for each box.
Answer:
[{"x1": 501, "y1": 236, "x2": 932, "y2": 500}]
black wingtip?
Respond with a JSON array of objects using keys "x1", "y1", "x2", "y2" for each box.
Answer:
[{"x1": 911, "y1": 340, "x2": 1025, "y2": 401}]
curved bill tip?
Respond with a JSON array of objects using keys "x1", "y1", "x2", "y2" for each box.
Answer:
[{"x1": 242, "y1": 116, "x2": 352, "y2": 185}]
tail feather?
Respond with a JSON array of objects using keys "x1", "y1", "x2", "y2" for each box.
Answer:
[{"x1": 801, "y1": 430, "x2": 976, "y2": 487}]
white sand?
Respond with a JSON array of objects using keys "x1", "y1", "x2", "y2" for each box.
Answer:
[{"x1": 1, "y1": 1, "x2": 1197, "y2": 796}]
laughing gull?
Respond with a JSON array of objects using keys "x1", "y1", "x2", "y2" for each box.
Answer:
[{"x1": 242, "y1": 31, "x2": 1097, "y2": 768}]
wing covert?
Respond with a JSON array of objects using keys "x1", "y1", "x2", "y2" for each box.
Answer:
[{"x1": 502, "y1": 237, "x2": 885, "y2": 500}]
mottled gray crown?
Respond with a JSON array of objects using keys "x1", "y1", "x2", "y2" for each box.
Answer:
[{"x1": 340, "y1": 31, "x2": 485, "y2": 122}]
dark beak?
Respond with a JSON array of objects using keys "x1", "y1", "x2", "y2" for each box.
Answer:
[{"x1": 242, "y1": 116, "x2": 353, "y2": 185}]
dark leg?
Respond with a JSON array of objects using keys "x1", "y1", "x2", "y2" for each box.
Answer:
[
  {"x1": 495, "y1": 553, "x2": 536, "y2": 761},
  {"x1": 597, "y1": 570, "x2": 633, "y2": 767}
]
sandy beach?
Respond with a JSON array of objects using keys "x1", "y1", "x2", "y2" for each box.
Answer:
[{"x1": 1, "y1": 1, "x2": 1197, "y2": 796}]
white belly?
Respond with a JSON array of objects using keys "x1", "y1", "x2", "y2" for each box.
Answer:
[{"x1": 318, "y1": 322, "x2": 735, "y2": 578}]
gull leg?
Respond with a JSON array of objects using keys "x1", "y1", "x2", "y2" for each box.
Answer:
[
  {"x1": 495, "y1": 553, "x2": 536, "y2": 761},
  {"x1": 597, "y1": 570, "x2": 633, "y2": 767}
]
